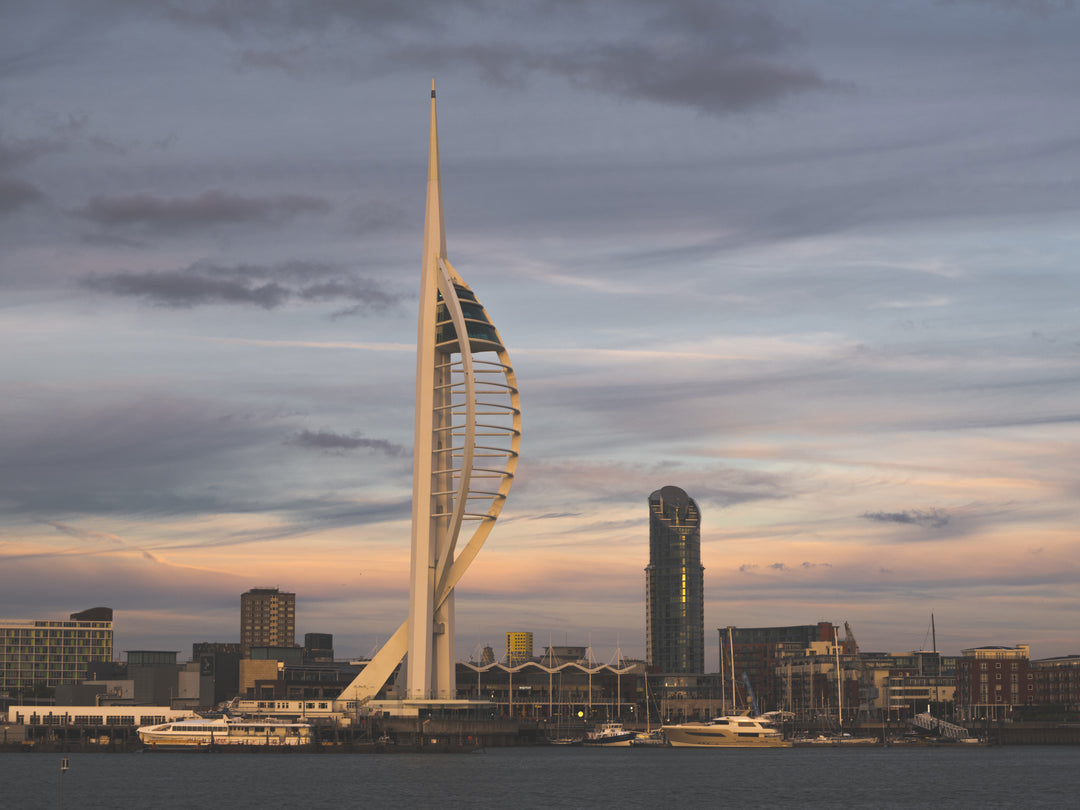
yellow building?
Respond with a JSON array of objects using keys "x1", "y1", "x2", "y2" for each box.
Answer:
[{"x1": 506, "y1": 632, "x2": 534, "y2": 665}]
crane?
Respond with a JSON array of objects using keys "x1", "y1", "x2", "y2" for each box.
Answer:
[{"x1": 844, "y1": 621, "x2": 879, "y2": 723}]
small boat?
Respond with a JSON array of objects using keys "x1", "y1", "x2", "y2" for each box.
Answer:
[
  {"x1": 630, "y1": 729, "x2": 669, "y2": 747},
  {"x1": 137, "y1": 716, "x2": 312, "y2": 749},
  {"x1": 548, "y1": 736, "x2": 584, "y2": 746},
  {"x1": 793, "y1": 733, "x2": 879, "y2": 746},
  {"x1": 661, "y1": 713, "x2": 791, "y2": 748},
  {"x1": 582, "y1": 721, "x2": 636, "y2": 747}
]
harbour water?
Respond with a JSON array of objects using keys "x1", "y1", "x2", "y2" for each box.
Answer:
[{"x1": 3, "y1": 745, "x2": 1077, "y2": 808}]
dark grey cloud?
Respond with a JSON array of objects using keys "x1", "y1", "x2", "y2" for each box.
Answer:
[
  {"x1": 415, "y1": 1, "x2": 830, "y2": 115},
  {"x1": 75, "y1": 189, "x2": 330, "y2": 232},
  {"x1": 156, "y1": 0, "x2": 471, "y2": 34},
  {"x1": 82, "y1": 259, "x2": 405, "y2": 312},
  {"x1": 0, "y1": 176, "x2": 44, "y2": 214},
  {"x1": 862, "y1": 509, "x2": 951, "y2": 529},
  {"x1": 0, "y1": 133, "x2": 64, "y2": 172},
  {"x1": 291, "y1": 430, "x2": 407, "y2": 457},
  {"x1": 940, "y1": 0, "x2": 1075, "y2": 14},
  {"x1": 542, "y1": 0, "x2": 830, "y2": 114},
  {"x1": 84, "y1": 268, "x2": 289, "y2": 308},
  {"x1": 148, "y1": 0, "x2": 830, "y2": 115},
  {"x1": 0, "y1": 396, "x2": 281, "y2": 518}
]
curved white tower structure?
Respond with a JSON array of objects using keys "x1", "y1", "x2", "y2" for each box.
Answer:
[{"x1": 341, "y1": 83, "x2": 521, "y2": 702}]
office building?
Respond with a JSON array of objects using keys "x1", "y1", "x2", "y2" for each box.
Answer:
[
  {"x1": 240, "y1": 588, "x2": 295, "y2": 657},
  {"x1": 646, "y1": 486, "x2": 704, "y2": 674},
  {"x1": 0, "y1": 607, "x2": 113, "y2": 692}
]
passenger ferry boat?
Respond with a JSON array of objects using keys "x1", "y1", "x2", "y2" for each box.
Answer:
[
  {"x1": 661, "y1": 713, "x2": 791, "y2": 748},
  {"x1": 137, "y1": 716, "x2": 313, "y2": 749}
]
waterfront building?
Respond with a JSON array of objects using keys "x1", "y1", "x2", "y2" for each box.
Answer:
[
  {"x1": 458, "y1": 659, "x2": 641, "y2": 721},
  {"x1": 240, "y1": 587, "x2": 296, "y2": 657},
  {"x1": 646, "y1": 486, "x2": 704, "y2": 674},
  {"x1": 304, "y1": 633, "x2": 334, "y2": 663},
  {"x1": 1030, "y1": 655, "x2": 1080, "y2": 710},
  {"x1": 0, "y1": 607, "x2": 113, "y2": 693},
  {"x1": 192, "y1": 642, "x2": 241, "y2": 705},
  {"x1": 338, "y1": 83, "x2": 521, "y2": 705},
  {"x1": 506, "y1": 631, "x2": 534, "y2": 665},
  {"x1": 954, "y1": 643, "x2": 1031, "y2": 721},
  {"x1": 127, "y1": 650, "x2": 179, "y2": 706},
  {"x1": 541, "y1": 646, "x2": 589, "y2": 666},
  {"x1": 723, "y1": 622, "x2": 837, "y2": 712}
]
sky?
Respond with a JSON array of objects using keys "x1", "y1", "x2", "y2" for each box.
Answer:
[{"x1": 3, "y1": 0, "x2": 1080, "y2": 670}]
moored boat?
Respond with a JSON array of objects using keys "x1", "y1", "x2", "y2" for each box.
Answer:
[
  {"x1": 793, "y1": 733, "x2": 879, "y2": 746},
  {"x1": 630, "y1": 729, "x2": 669, "y2": 747},
  {"x1": 137, "y1": 716, "x2": 312, "y2": 749},
  {"x1": 661, "y1": 713, "x2": 791, "y2": 748},
  {"x1": 582, "y1": 721, "x2": 636, "y2": 746}
]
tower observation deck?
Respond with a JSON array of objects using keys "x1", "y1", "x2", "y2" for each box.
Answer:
[{"x1": 340, "y1": 84, "x2": 521, "y2": 702}]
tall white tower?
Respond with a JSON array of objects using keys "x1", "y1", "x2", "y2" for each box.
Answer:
[{"x1": 341, "y1": 83, "x2": 521, "y2": 702}]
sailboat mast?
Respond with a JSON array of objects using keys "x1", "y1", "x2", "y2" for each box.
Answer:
[
  {"x1": 728, "y1": 626, "x2": 736, "y2": 712},
  {"x1": 834, "y1": 625, "x2": 842, "y2": 727},
  {"x1": 720, "y1": 634, "x2": 727, "y2": 714}
]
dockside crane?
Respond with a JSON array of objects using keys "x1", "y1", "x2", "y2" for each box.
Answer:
[{"x1": 844, "y1": 622, "x2": 879, "y2": 723}]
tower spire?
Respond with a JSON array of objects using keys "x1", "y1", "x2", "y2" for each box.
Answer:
[
  {"x1": 423, "y1": 79, "x2": 446, "y2": 264},
  {"x1": 336, "y1": 84, "x2": 521, "y2": 705}
]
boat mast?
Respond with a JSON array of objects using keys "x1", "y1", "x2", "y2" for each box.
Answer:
[
  {"x1": 720, "y1": 633, "x2": 727, "y2": 715},
  {"x1": 728, "y1": 626, "x2": 736, "y2": 712},
  {"x1": 834, "y1": 625, "x2": 842, "y2": 728}
]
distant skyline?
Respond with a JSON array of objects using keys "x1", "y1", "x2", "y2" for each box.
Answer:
[{"x1": 3, "y1": 1, "x2": 1080, "y2": 669}]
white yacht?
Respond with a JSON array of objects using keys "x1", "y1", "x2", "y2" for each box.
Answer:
[
  {"x1": 137, "y1": 716, "x2": 313, "y2": 749},
  {"x1": 661, "y1": 713, "x2": 791, "y2": 748}
]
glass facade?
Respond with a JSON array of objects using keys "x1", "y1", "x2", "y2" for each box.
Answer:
[{"x1": 646, "y1": 486, "x2": 704, "y2": 674}]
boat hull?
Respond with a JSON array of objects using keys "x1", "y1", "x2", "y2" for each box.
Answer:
[
  {"x1": 662, "y1": 715, "x2": 791, "y2": 748},
  {"x1": 137, "y1": 718, "x2": 312, "y2": 749},
  {"x1": 581, "y1": 734, "x2": 635, "y2": 747},
  {"x1": 664, "y1": 733, "x2": 791, "y2": 748}
]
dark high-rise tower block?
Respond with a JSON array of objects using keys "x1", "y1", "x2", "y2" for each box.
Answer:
[{"x1": 646, "y1": 486, "x2": 704, "y2": 674}]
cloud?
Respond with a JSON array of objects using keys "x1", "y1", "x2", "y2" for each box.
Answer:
[
  {"x1": 82, "y1": 259, "x2": 405, "y2": 312},
  {"x1": 861, "y1": 509, "x2": 952, "y2": 529},
  {"x1": 154, "y1": 0, "x2": 830, "y2": 115},
  {"x1": 84, "y1": 268, "x2": 289, "y2": 308},
  {"x1": 158, "y1": 0, "x2": 462, "y2": 34},
  {"x1": 75, "y1": 189, "x2": 330, "y2": 232},
  {"x1": 939, "y1": 0, "x2": 1075, "y2": 15},
  {"x1": 0, "y1": 176, "x2": 44, "y2": 214},
  {"x1": 45, "y1": 521, "x2": 125, "y2": 545},
  {"x1": 0, "y1": 395, "x2": 284, "y2": 518},
  {"x1": 290, "y1": 430, "x2": 407, "y2": 457},
  {"x1": 414, "y1": 1, "x2": 831, "y2": 115}
]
